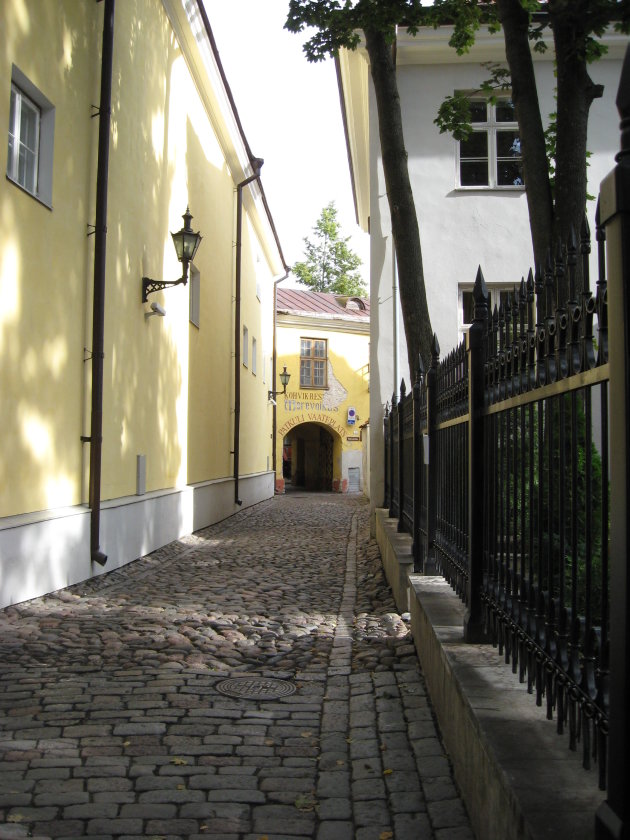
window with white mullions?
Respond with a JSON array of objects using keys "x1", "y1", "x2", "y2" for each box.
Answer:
[
  {"x1": 7, "y1": 66, "x2": 55, "y2": 207},
  {"x1": 458, "y1": 96, "x2": 524, "y2": 189},
  {"x1": 8, "y1": 84, "x2": 40, "y2": 194},
  {"x1": 300, "y1": 337, "x2": 327, "y2": 388},
  {"x1": 459, "y1": 284, "x2": 515, "y2": 341}
]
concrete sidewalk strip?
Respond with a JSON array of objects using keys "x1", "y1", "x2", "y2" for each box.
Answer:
[{"x1": 0, "y1": 494, "x2": 474, "y2": 839}]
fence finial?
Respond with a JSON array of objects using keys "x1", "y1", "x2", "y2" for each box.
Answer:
[
  {"x1": 431, "y1": 333, "x2": 440, "y2": 363},
  {"x1": 615, "y1": 43, "x2": 630, "y2": 164},
  {"x1": 416, "y1": 354, "x2": 425, "y2": 382},
  {"x1": 473, "y1": 266, "x2": 489, "y2": 323},
  {"x1": 567, "y1": 225, "x2": 577, "y2": 303},
  {"x1": 554, "y1": 236, "x2": 566, "y2": 307},
  {"x1": 544, "y1": 249, "x2": 555, "y2": 317},
  {"x1": 519, "y1": 277, "x2": 527, "y2": 329},
  {"x1": 581, "y1": 212, "x2": 591, "y2": 294}
]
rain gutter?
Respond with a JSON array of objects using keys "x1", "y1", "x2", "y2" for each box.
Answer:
[
  {"x1": 234, "y1": 162, "x2": 263, "y2": 506},
  {"x1": 271, "y1": 269, "x2": 290, "y2": 489},
  {"x1": 86, "y1": 0, "x2": 114, "y2": 567}
]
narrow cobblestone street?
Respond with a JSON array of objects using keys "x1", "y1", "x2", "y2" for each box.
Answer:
[{"x1": 0, "y1": 494, "x2": 473, "y2": 840}]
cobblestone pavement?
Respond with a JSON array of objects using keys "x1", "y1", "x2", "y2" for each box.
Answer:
[{"x1": 0, "y1": 493, "x2": 474, "y2": 840}]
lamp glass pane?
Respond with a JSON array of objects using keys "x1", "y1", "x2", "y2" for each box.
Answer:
[
  {"x1": 171, "y1": 230, "x2": 185, "y2": 262},
  {"x1": 182, "y1": 232, "x2": 197, "y2": 261}
]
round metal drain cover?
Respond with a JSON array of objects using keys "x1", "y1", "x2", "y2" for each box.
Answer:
[{"x1": 216, "y1": 677, "x2": 296, "y2": 700}]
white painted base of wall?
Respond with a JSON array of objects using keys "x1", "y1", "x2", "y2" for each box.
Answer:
[
  {"x1": 341, "y1": 449, "x2": 362, "y2": 490},
  {"x1": 0, "y1": 472, "x2": 274, "y2": 609}
]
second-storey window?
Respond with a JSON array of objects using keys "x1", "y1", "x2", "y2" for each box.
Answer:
[
  {"x1": 6, "y1": 67, "x2": 55, "y2": 207},
  {"x1": 458, "y1": 97, "x2": 523, "y2": 189},
  {"x1": 459, "y1": 284, "x2": 514, "y2": 341},
  {"x1": 300, "y1": 338, "x2": 327, "y2": 388},
  {"x1": 8, "y1": 84, "x2": 40, "y2": 195}
]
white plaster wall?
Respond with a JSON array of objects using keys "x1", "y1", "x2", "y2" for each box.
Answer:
[
  {"x1": 0, "y1": 472, "x2": 273, "y2": 609},
  {"x1": 367, "y1": 50, "x2": 625, "y2": 510}
]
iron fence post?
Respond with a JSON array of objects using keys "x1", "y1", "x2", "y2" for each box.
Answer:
[
  {"x1": 389, "y1": 392, "x2": 397, "y2": 519},
  {"x1": 398, "y1": 380, "x2": 406, "y2": 532},
  {"x1": 413, "y1": 358, "x2": 425, "y2": 570},
  {"x1": 383, "y1": 404, "x2": 390, "y2": 509},
  {"x1": 464, "y1": 268, "x2": 489, "y2": 642},
  {"x1": 425, "y1": 335, "x2": 440, "y2": 574},
  {"x1": 595, "y1": 45, "x2": 630, "y2": 840}
]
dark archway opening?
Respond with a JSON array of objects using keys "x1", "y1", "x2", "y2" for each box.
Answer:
[{"x1": 283, "y1": 423, "x2": 335, "y2": 492}]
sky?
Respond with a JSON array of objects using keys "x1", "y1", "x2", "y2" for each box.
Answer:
[{"x1": 206, "y1": 0, "x2": 370, "y2": 288}]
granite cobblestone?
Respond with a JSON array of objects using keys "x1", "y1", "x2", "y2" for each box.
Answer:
[{"x1": 0, "y1": 493, "x2": 473, "y2": 838}]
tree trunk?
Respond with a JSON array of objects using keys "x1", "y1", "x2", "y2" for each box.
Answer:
[
  {"x1": 551, "y1": 2, "x2": 603, "y2": 299},
  {"x1": 364, "y1": 26, "x2": 433, "y2": 373},
  {"x1": 496, "y1": 0, "x2": 554, "y2": 272}
]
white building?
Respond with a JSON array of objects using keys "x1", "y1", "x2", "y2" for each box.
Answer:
[{"x1": 337, "y1": 24, "x2": 628, "y2": 510}]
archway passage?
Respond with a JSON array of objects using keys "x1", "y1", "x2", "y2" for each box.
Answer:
[{"x1": 283, "y1": 422, "x2": 337, "y2": 492}]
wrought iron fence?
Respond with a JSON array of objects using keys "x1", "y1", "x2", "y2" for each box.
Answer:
[{"x1": 382, "y1": 56, "x2": 630, "y2": 824}]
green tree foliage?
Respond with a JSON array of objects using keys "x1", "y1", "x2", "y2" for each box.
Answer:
[
  {"x1": 287, "y1": 0, "x2": 629, "y2": 316},
  {"x1": 429, "y1": 0, "x2": 629, "y2": 282},
  {"x1": 293, "y1": 203, "x2": 367, "y2": 296},
  {"x1": 286, "y1": 0, "x2": 436, "y2": 373}
]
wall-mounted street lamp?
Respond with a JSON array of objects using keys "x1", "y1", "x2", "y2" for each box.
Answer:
[
  {"x1": 142, "y1": 207, "x2": 202, "y2": 302},
  {"x1": 269, "y1": 365, "x2": 290, "y2": 402}
]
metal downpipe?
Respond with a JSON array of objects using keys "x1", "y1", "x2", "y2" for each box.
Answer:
[
  {"x1": 233, "y1": 161, "x2": 263, "y2": 506},
  {"x1": 271, "y1": 270, "x2": 289, "y2": 489},
  {"x1": 88, "y1": 0, "x2": 115, "y2": 567}
]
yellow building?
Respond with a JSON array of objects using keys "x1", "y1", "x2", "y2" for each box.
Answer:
[
  {"x1": 274, "y1": 289, "x2": 370, "y2": 494},
  {"x1": 0, "y1": 0, "x2": 288, "y2": 608}
]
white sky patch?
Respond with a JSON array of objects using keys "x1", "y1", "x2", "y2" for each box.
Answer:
[{"x1": 206, "y1": 0, "x2": 370, "y2": 287}]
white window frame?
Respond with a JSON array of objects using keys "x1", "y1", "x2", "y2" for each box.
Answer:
[
  {"x1": 7, "y1": 66, "x2": 55, "y2": 207},
  {"x1": 189, "y1": 264, "x2": 200, "y2": 328},
  {"x1": 300, "y1": 337, "x2": 328, "y2": 389},
  {"x1": 251, "y1": 336, "x2": 257, "y2": 375},
  {"x1": 458, "y1": 283, "x2": 516, "y2": 342},
  {"x1": 8, "y1": 84, "x2": 39, "y2": 194},
  {"x1": 242, "y1": 325, "x2": 249, "y2": 368},
  {"x1": 456, "y1": 94, "x2": 524, "y2": 191}
]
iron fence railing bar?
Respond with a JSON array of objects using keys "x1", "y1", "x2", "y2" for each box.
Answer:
[
  {"x1": 381, "y1": 54, "x2": 630, "y2": 818},
  {"x1": 483, "y1": 364, "x2": 610, "y2": 413},
  {"x1": 383, "y1": 215, "x2": 613, "y2": 793},
  {"x1": 434, "y1": 413, "x2": 470, "y2": 431}
]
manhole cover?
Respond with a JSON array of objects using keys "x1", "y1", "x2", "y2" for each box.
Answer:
[{"x1": 215, "y1": 677, "x2": 296, "y2": 700}]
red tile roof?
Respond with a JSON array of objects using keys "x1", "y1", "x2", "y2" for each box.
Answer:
[{"x1": 276, "y1": 288, "x2": 370, "y2": 321}]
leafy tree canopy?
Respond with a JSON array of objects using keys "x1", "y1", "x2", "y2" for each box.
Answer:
[
  {"x1": 292, "y1": 202, "x2": 367, "y2": 296},
  {"x1": 287, "y1": 0, "x2": 629, "y2": 57},
  {"x1": 287, "y1": 0, "x2": 630, "y2": 301}
]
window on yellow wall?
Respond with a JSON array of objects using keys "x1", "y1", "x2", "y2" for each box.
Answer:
[
  {"x1": 7, "y1": 66, "x2": 55, "y2": 207},
  {"x1": 252, "y1": 336, "x2": 257, "y2": 375},
  {"x1": 300, "y1": 338, "x2": 327, "y2": 388},
  {"x1": 243, "y1": 325, "x2": 249, "y2": 368}
]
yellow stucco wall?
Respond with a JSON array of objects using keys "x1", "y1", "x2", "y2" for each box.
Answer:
[
  {"x1": 238, "y1": 214, "x2": 275, "y2": 476},
  {"x1": 274, "y1": 318, "x2": 370, "y2": 488},
  {"x1": 1, "y1": 0, "x2": 277, "y2": 518},
  {"x1": 1, "y1": 2, "x2": 99, "y2": 517}
]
